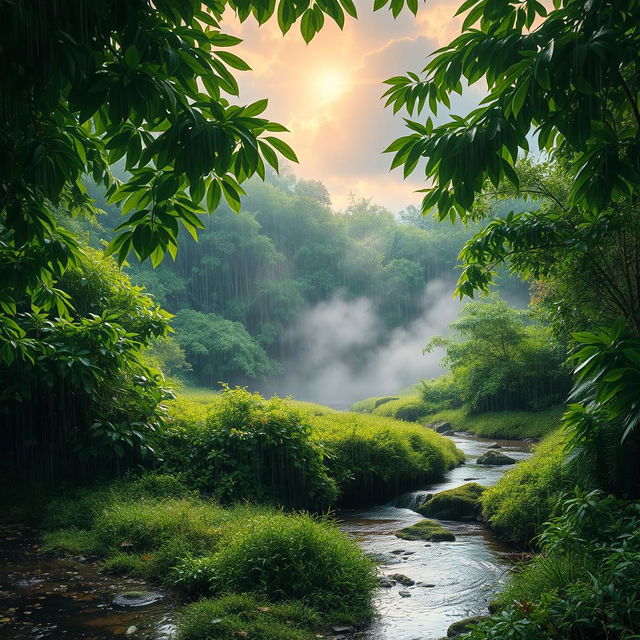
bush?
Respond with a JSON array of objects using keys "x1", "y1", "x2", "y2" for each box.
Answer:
[
  {"x1": 43, "y1": 477, "x2": 377, "y2": 635},
  {"x1": 466, "y1": 492, "x2": 640, "y2": 640},
  {"x1": 158, "y1": 388, "x2": 338, "y2": 511},
  {"x1": 481, "y1": 430, "x2": 571, "y2": 547},
  {"x1": 308, "y1": 410, "x2": 464, "y2": 506},
  {"x1": 158, "y1": 388, "x2": 463, "y2": 509},
  {"x1": 181, "y1": 513, "x2": 376, "y2": 621},
  {"x1": 372, "y1": 395, "x2": 428, "y2": 421},
  {"x1": 419, "y1": 374, "x2": 463, "y2": 414}
]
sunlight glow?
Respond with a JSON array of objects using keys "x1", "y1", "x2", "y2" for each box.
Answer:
[{"x1": 315, "y1": 69, "x2": 349, "y2": 104}]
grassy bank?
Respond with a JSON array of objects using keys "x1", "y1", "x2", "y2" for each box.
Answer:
[
  {"x1": 44, "y1": 474, "x2": 377, "y2": 639},
  {"x1": 480, "y1": 429, "x2": 570, "y2": 548},
  {"x1": 158, "y1": 387, "x2": 463, "y2": 509},
  {"x1": 351, "y1": 392, "x2": 562, "y2": 440},
  {"x1": 307, "y1": 410, "x2": 463, "y2": 506},
  {"x1": 424, "y1": 407, "x2": 563, "y2": 440}
]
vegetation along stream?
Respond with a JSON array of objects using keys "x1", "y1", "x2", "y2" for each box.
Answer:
[{"x1": 0, "y1": 430, "x2": 531, "y2": 640}]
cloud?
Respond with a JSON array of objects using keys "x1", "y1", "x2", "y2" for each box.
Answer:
[
  {"x1": 220, "y1": 3, "x2": 484, "y2": 213},
  {"x1": 259, "y1": 279, "x2": 462, "y2": 407}
]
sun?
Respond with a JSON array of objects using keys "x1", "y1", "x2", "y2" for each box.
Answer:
[{"x1": 315, "y1": 69, "x2": 349, "y2": 104}]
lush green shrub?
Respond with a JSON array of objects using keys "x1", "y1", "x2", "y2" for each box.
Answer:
[
  {"x1": 158, "y1": 388, "x2": 337, "y2": 510},
  {"x1": 44, "y1": 477, "x2": 377, "y2": 634},
  {"x1": 419, "y1": 374, "x2": 464, "y2": 414},
  {"x1": 423, "y1": 406, "x2": 562, "y2": 440},
  {"x1": 372, "y1": 395, "x2": 428, "y2": 421},
  {"x1": 481, "y1": 430, "x2": 571, "y2": 547},
  {"x1": 174, "y1": 513, "x2": 376, "y2": 621},
  {"x1": 466, "y1": 492, "x2": 640, "y2": 640},
  {"x1": 308, "y1": 410, "x2": 463, "y2": 505}
]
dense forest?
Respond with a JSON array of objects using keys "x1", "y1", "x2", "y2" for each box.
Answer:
[
  {"x1": 80, "y1": 172, "x2": 526, "y2": 389},
  {"x1": 1, "y1": 1, "x2": 639, "y2": 640}
]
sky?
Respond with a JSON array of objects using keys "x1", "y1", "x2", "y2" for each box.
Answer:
[{"x1": 222, "y1": 1, "x2": 484, "y2": 213}]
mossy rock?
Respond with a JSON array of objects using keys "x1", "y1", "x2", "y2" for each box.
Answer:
[
  {"x1": 447, "y1": 615, "x2": 489, "y2": 637},
  {"x1": 395, "y1": 518, "x2": 455, "y2": 542},
  {"x1": 427, "y1": 421, "x2": 452, "y2": 433},
  {"x1": 416, "y1": 482, "x2": 486, "y2": 521},
  {"x1": 476, "y1": 450, "x2": 516, "y2": 465}
]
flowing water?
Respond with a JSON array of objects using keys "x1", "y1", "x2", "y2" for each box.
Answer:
[
  {"x1": 0, "y1": 432, "x2": 531, "y2": 640},
  {"x1": 338, "y1": 432, "x2": 532, "y2": 640}
]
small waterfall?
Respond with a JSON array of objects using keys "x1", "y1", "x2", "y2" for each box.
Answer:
[{"x1": 391, "y1": 490, "x2": 433, "y2": 510}]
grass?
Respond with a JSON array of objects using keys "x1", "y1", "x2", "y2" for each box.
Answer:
[
  {"x1": 157, "y1": 387, "x2": 464, "y2": 509},
  {"x1": 481, "y1": 429, "x2": 571, "y2": 547},
  {"x1": 43, "y1": 474, "x2": 378, "y2": 635},
  {"x1": 416, "y1": 482, "x2": 486, "y2": 521},
  {"x1": 422, "y1": 406, "x2": 563, "y2": 440},
  {"x1": 395, "y1": 518, "x2": 456, "y2": 541},
  {"x1": 371, "y1": 395, "x2": 428, "y2": 422},
  {"x1": 177, "y1": 594, "x2": 323, "y2": 640},
  {"x1": 306, "y1": 410, "x2": 464, "y2": 505}
]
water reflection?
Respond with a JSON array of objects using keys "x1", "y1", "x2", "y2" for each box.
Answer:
[{"x1": 338, "y1": 432, "x2": 532, "y2": 640}]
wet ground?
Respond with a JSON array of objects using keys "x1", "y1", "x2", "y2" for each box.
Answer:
[
  {"x1": 0, "y1": 432, "x2": 531, "y2": 640},
  {"x1": 338, "y1": 433, "x2": 532, "y2": 640},
  {"x1": 0, "y1": 524, "x2": 178, "y2": 639}
]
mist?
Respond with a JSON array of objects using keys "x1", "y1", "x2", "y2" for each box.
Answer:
[{"x1": 259, "y1": 279, "x2": 462, "y2": 408}]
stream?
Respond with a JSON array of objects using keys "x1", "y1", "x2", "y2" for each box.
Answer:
[
  {"x1": 339, "y1": 432, "x2": 532, "y2": 640},
  {"x1": 0, "y1": 432, "x2": 531, "y2": 640}
]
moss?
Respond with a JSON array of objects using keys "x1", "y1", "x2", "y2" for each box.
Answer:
[
  {"x1": 395, "y1": 518, "x2": 456, "y2": 542},
  {"x1": 447, "y1": 615, "x2": 489, "y2": 637},
  {"x1": 417, "y1": 483, "x2": 486, "y2": 521}
]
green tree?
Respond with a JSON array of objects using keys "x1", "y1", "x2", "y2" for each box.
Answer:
[
  {"x1": 427, "y1": 297, "x2": 568, "y2": 413},
  {"x1": 171, "y1": 309, "x2": 280, "y2": 386}
]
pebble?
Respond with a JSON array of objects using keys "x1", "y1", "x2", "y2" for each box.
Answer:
[
  {"x1": 398, "y1": 590, "x2": 411, "y2": 597},
  {"x1": 126, "y1": 626, "x2": 137, "y2": 635}
]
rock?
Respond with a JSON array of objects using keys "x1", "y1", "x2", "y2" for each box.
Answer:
[
  {"x1": 126, "y1": 626, "x2": 137, "y2": 635},
  {"x1": 477, "y1": 450, "x2": 516, "y2": 465},
  {"x1": 403, "y1": 551, "x2": 415, "y2": 555},
  {"x1": 390, "y1": 549, "x2": 405, "y2": 554},
  {"x1": 442, "y1": 430, "x2": 456, "y2": 436},
  {"x1": 332, "y1": 625, "x2": 354, "y2": 633},
  {"x1": 486, "y1": 443, "x2": 502, "y2": 449},
  {"x1": 463, "y1": 478, "x2": 478, "y2": 481},
  {"x1": 112, "y1": 591, "x2": 164, "y2": 608},
  {"x1": 398, "y1": 590, "x2": 412, "y2": 597},
  {"x1": 388, "y1": 573, "x2": 415, "y2": 586},
  {"x1": 432, "y1": 421, "x2": 452, "y2": 433},
  {"x1": 447, "y1": 615, "x2": 490, "y2": 637},
  {"x1": 395, "y1": 519, "x2": 455, "y2": 542},
  {"x1": 378, "y1": 576, "x2": 394, "y2": 588},
  {"x1": 416, "y1": 482, "x2": 487, "y2": 521},
  {"x1": 13, "y1": 578, "x2": 44, "y2": 589}
]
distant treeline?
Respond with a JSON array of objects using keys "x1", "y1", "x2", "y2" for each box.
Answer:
[{"x1": 80, "y1": 172, "x2": 526, "y2": 386}]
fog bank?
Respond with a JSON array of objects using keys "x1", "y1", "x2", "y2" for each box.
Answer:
[{"x1": 259, "y1": 279, "x2": 461, "y2": 408}]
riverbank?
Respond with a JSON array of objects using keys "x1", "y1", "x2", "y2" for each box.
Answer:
[{"x1": 351, "y1": 394, "x2": 562, "y2": 440}]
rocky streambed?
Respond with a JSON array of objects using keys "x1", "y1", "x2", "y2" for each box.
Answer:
[
  {"x1": 0, "y1": 432, "x2": 531, "y2": 640},
  {"x1": 338, "y1": 432, "x2": 532, "y2": 640}
]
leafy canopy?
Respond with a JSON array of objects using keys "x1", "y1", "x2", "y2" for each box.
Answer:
[
  {"x1": 385, "y1": 0, "x2": 639, "y2": 218},
  {"x1": 0, "y1": 0, "x2": 417, "y2": 363}
]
